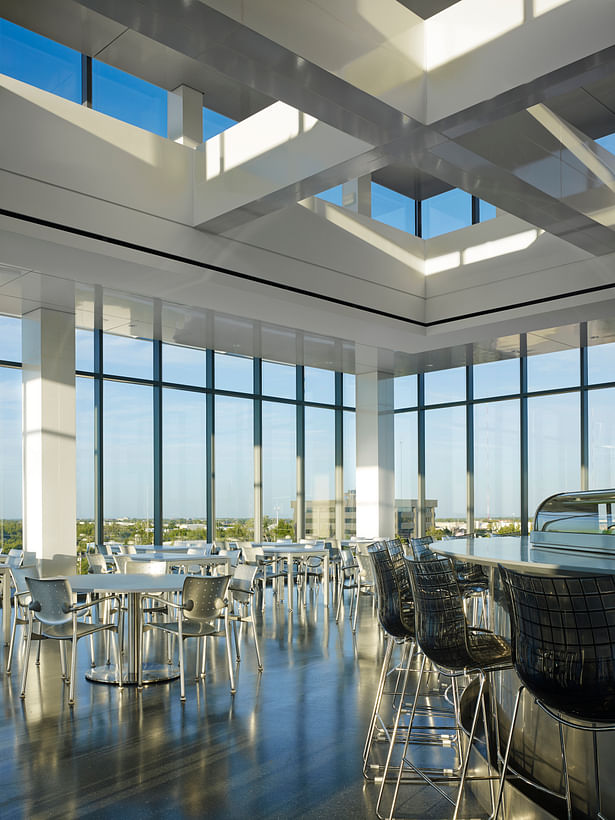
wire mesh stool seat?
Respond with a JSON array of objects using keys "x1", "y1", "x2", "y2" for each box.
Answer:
[
  {"x1": 410, "y1": 535, "x2": 490, "y2": 628},
  {"x1": 393, "y1": 557, "x2": 512, "y2": 820},
  {"x1": 493, "y1": 567, "x2": 615, "y2": 820}
]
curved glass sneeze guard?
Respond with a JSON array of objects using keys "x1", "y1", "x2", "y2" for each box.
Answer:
[{"x1": 534, "y1": 490, "x2": 615, "y2": 535}]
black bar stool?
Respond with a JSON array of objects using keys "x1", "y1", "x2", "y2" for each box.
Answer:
[
  {"x1": 494, "y1": 567, "x2": 615, "y2": 820},
  {"x1": 400, "y1": 557, "x2": 512, "y2": 820}
]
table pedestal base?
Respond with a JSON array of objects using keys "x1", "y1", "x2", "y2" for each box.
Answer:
[{"x1": 86, "y1": 662, "x2": 180, "y2": 686}]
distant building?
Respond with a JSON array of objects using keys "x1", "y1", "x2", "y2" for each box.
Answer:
[{"x1": 292, "y1": 492, "x2": 437, "y2": 538}]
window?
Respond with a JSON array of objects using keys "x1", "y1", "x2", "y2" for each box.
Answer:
[
  {"x1": 474, "y1": 400, "x2": 520, "y2": 528},
  {"x1": 0, "y1": 315, "x2": 21, "y2": 362},
  {"x1": 343, "y1": 411, "x2": 356, "y2": 538},
  {"x1": 76, "y1": 377, "x2": 95, "y2": 550},
  {"x1": 92, "y1": 60, "x2": 167, "y2": 136},
  {"x1": 103, "y1": 381, "x2": 154, "y2": 544},
  {"x1": 528, "y1": 393, "x2": 580, "y2": 521},
  {"x1": 305, "y1": 407, "x2": 336, "y2": 538},
  {"x1": 425, "y1": 406, "x2": 466, "y2": 531},
  {"x1": 263, "y1": 402, "x2": 296, "y2": 540},
  {"x1": 473, "y1": 358, "x2": 519, "y2": 399},
  {"x1": 75, "y1": 328, "x2": 94, "y2": 373},
  {"x1": 304, "y1": 366, "x2": 335, "y2": 404},
  {"x1": 0, "y1": 367, "x2": 22, "y2": 552},
  {"x1": 394, "y1": 375, "x2": 417, "y2": 409},
  {"x1": 203, "y1": 107, "x2": 236, "y2": 140},
  {"x1": 424, "y1": 367, "x2": 465, "y2": 405},
  {"x1": 262, "y1": 360, "x2": 295, "y2": 399},
  {"x1": 589, "y1": 388, "x2": 615, "y2": 488},
  {"x1": 421, "y1": 189, "x2": 472, "y2": 238},
  {"x1": 215, "y1": 352, "x2": 253, "y2": 393},
  {"x1": 162, "y1": 344, "x2": 206, "y2": 388},
  {"x1": 215, "y1": 396, "x2": 254, "y2": 540},
  {"x1": 0, "y1": 18, "x2": 81, "y2": 102},
  {"x1": 395, "y1": 412, "x2": 418, "y2": 538},
  {"x1": 527, "y1": 348, "x2": 579, "y2": 392},
  {"x1": 343, "y1": 373, "x2": 356, "y2": 408},
  {"x1": 163, "y1": 389, "x2": 207, "y2": 540},
  {"x1": 479, "y1": 200, "x2": 497, "y2": 221},
  {"x1": 371, "y1": 182, "x2": 414, "y2": 233},
  {"x1": 315, "y1": 185, "x2": 343, "y2": 205},
  {"x1": 103, "y1": 334, "x2": 153, "y2": 380}
]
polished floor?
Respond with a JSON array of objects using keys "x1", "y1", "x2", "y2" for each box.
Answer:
[{"x1": 0, "y1": 584, "x2": 486, "y2": 820}]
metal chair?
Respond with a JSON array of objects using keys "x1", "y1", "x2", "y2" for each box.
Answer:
[
  {"x1": 87, "y1": 553, "x2": 112, "y2": 574},
  {"x1": 403, "y1": 557, "x2": 512, "y2": 820},
  {"x1": 228, "y1": 563, "x2": 263, "y2": 672},
  {"x1": 20, "y1": 576, "x2": 121, "y2": 705},
  {"x1": 335, "y1": 548, "x2": 360, "y2": 628},
  {"x1": 494, "y1": 567, "x2": 615, "y2": 820},
  {"x1": 145, "y1": 575, "x2": 235, "y2": 700},
  {"x1": 6, "y1": 567, "x2": 42, "y2": 674}
]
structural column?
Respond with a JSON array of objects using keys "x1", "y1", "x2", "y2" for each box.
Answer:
[
  {"x1": 355, "y1": 357, "x2": 394, "y2": 539},
  {"x1": 168, "y1": 85, "x2": 203, "y2": 148},
  {"x1": 342, "y1": 175, "x2": 372, "y2": 216},
  {"x1": 22, "y1": 308, "x2": 76, "y2": 566}
]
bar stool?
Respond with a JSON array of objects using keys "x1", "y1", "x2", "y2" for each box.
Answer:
[
  {"x1": 494, "y1": 567, "x2": 615, "y2": 820},
  {"x1": 399, "y1": 557, "x2": 512, "y2": 820},
  {"x1": 410, "y1": 535, "x2": 490, "y2": 627}
]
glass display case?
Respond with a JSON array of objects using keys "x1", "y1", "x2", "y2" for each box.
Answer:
[{"x1": 531, "y1": 489, "x2": 615, "y2": 553}]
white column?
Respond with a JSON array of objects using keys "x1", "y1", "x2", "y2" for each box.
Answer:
[
  {"x1": 342, "y1": 175, "x2": 372, "y2": 217},
  {"x1": 168, "y1": 85, "x2": 203, "y2": 148},
  {"x1": 22, "y1": 308, "x2": 76, "y2": 569},
  {"x1": 355, "y1": 364, "x2": 394, "y2": 539}
]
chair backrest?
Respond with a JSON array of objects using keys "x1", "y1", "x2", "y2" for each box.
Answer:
[
  {"x1": 11, "y1": 566, "x2": 39, "y2": 599},
  {"x1": 118, "y1": 544, "x2": 137, "y2": 555},
  {"x1": 242, "y1": 545, "x2": 264, "y2": 564},
  {"x1": 385, "y1": 539, "x2": 413, "y2": 599},
  {"x1": 87, "y1": 553, "x2": 109, "y2": 574},
  {"x1": 409, "y1": 536, "x2": 436, "y2": 561},
  {"x1": 121, "y1": 558, "x2": 167, "y2": 575},
  {"x1": 217, "y1": 549, "x2": 240, "y2": 568},
  {"x1": 182, "y1": 575, "x2": 231, "y2": 622},
  {"x1": 407, "y1": 557, "x2": 471, "y2": 670},
  {"x1": 229, "y1": 563, "x2": 259, "y2": 602},
  {"x1": 6, "y1": 549, "x2": 24, "y2": 568},
  {"x1": 367, "y1": 541, "x2": 414, "y2": 639},
  {"x1": 499, "y1": 566, "x2": 615, "y2": 721},
  {"x1": 355, "y1": 550, "x2": 374, "y2": 586},
  {"x1": 26, "y1": 577, "x2": 73, "y2": 627}
]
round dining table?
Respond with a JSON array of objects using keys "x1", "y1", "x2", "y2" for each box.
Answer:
[{"x1": 66, "y1": 573, "x2": 186, "y2": 686}]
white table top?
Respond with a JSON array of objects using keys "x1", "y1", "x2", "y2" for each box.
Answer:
[
  {"x1": 120, "y1": 553, "x2": 228, "y2": 564},
  {"x1": 132, "y1": 544, "x2": 211, "y2": 553},
  {"x1": 261, "y1": 545, "x2": 328, "y2": 556},
  {"x1": 66, "y1": 574, "x2": 188, "y2": 594}
]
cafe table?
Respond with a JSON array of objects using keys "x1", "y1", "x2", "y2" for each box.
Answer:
[
  {"x1": 66, "y1": 573, "x2": 186, "y2": 686},
  {"x1": 259, "y1": 545, "x2": 330, "y2": 610},
  {"x1": 116, "y1": 552, "x2": 231, "y2": 574}
]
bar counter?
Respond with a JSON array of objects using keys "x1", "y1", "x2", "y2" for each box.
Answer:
[{"x1": 432, "y1": 536, "x2": 615, "y2": 819}]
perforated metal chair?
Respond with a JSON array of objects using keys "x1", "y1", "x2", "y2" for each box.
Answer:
[
  {"x1": 6, "y1": 567, "x2": 42, "y2": 674},
  {"x1": 145, "y1": 575, "x2": 235, "y2": 700},
  {"x1": 228, "y1": 563, "x2": 263, "y2": 672},
  {"x1": 403, "y1": 557, "x2": 512, "y2": 820},
  {"x1": 20, "y1": 576, "x2": 121, "y2": 705},
  {"x1": 494, "y1": 567, "x2": 615, "y2": 820}
]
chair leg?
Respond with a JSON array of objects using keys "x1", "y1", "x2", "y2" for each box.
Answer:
[
  {"x1": 559, "y1": 722, "x2": 572, "y2": 820},
  {"x1": 363, "y1": 635, "x2": 395, "y2": 772},
  {"x1": 68, "y1": 638, "x2": 78, "y2": 705},
  {"x1": 453, "y1": 674, "x2": 486, "y2": 820},
  {"x1": 250, "y1": 610, "x2": 263, "y2": 671},
  {"x1": 178, "y1": 635, "x2": 185, "y2": 701},
  {"x1": 6, "y1": 607, "x2": 19, "y2": 674},
  {"x1": 491, "y1": 684, "x2": 524, "y2": 820},
  {"x1": 19, "y1": 614, "x2": 33, "y2": 698},
  {"x1": 59, "y1": 642, "x2": 67, "y2": 680},
  {"x1": 224, "y1": 616, "x2": 236, "y2": 694}
]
